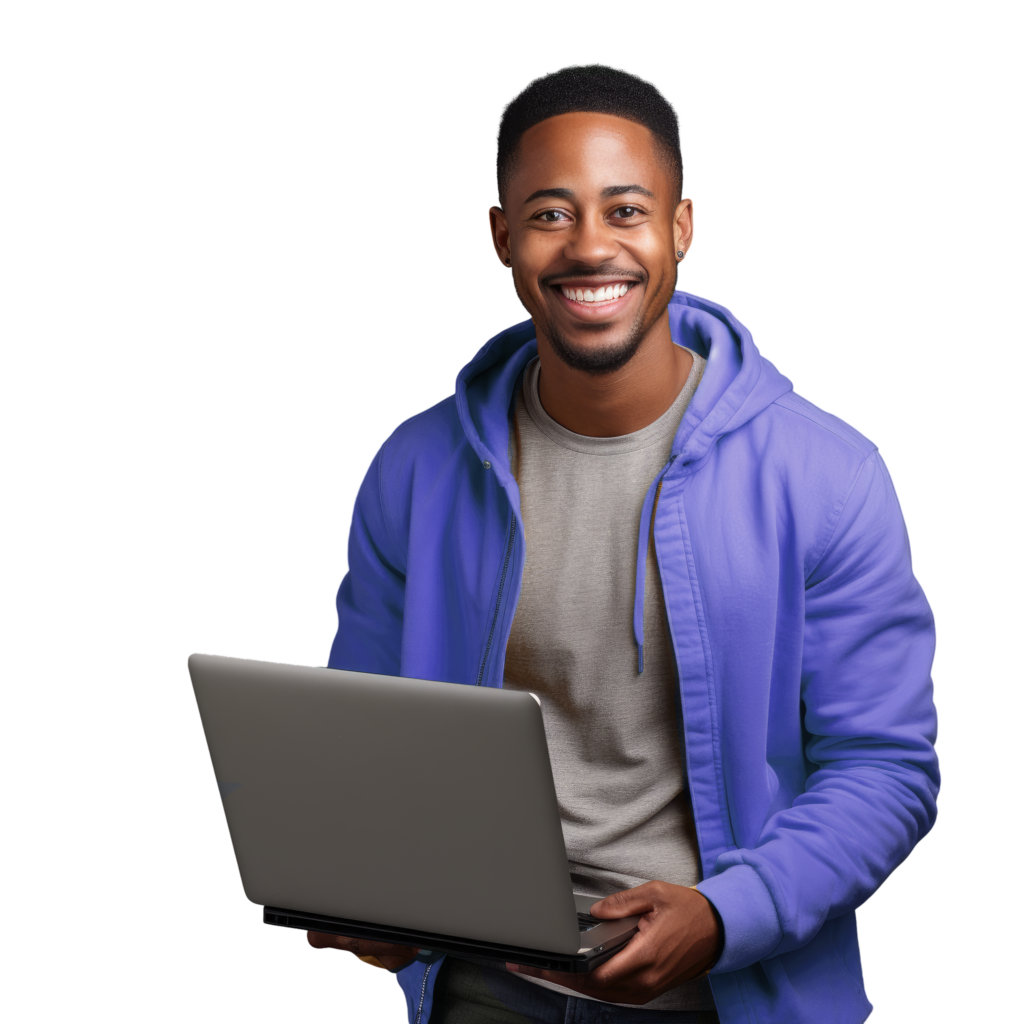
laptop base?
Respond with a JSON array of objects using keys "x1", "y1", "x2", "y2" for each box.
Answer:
[{"x1": 264, "y1": 906, "x2": 636, "y2": 974}]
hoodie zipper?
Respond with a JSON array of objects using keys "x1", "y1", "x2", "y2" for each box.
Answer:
[
  {"x1": 475, "y1": 511, "x2": 517, "y2": 686},
  {"x1": 413, "y1": 961, "x2": 435, "y2": 1024}
]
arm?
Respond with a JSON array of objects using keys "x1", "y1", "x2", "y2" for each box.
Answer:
[
  {"x1": 698, "y1": 450, "x2": 939, "y2": 971},
  {"x1": 515, "y1": 452, "x2": 937, "y2": 1000}
]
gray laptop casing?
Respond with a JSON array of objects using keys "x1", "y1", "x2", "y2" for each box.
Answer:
[{"x1": 190, "y1": 654, "x2": 601, "y2": 956}]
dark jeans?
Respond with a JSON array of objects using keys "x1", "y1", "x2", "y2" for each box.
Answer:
[{"x1": 430, "y1": 958, "x2": 719, "y2": 1024}]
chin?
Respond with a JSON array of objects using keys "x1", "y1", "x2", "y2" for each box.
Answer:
[{"x1": 546, "y1": 322, "x2": 647, "y2": 376}]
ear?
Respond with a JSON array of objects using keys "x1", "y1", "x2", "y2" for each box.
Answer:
[
  {"x1": 490, "y1": 206, "x2": 512, "y2": 265},
  {"x1": 673, "y1": 199, "x2": 694, "y2": 256}
]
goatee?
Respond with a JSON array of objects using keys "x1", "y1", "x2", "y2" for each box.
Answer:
[
  {"x1": 516, "y1": 265, "x2": 667, "y2": 376},
  {"x1": 543, "y1": 310, "x2": 649, "y2": 376}
]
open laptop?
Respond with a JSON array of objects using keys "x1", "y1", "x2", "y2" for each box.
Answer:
[{"x1": 189, "y1": 654, "x2": 639, "y2": 972}]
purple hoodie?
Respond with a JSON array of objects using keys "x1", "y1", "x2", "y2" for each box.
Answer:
[{"x1": 329, "y1": 290, "x2": 939, "y2": 1024}]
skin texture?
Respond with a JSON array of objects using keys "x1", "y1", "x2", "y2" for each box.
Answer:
[
  {"x1": 309, "y1": 111, "x2": 723, "y2": 1001},
  {"x1": 489, "y1": 111, "x2": 693, "y2": 437}
]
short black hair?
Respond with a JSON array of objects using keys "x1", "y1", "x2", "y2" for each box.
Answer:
[{"x1": 497, "y1": 65, "x2": 682, "y2": 205}]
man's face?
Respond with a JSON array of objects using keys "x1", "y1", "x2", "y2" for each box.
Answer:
[{"x1": 491, "y1": 112, "x2": 691, "y2": 375}]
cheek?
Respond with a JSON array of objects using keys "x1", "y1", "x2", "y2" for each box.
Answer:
[
  {"x1": 633, "y1": 229, "x2": 673, "y2": 277},
  {"x1": 641, "y1": 253, "x2": 676, "y2": 292}
]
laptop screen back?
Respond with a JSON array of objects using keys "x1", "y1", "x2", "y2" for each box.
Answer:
[{"x1": 189, "y1": 655, "x2": 581, "y2": 954}]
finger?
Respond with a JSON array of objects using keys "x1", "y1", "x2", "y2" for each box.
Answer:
[
  {"x1": 507, "y1": 959, "x2": 656, "y2": 1004},
  {"x1": 308, "y1": 931, "x2": 355, "y2": 950},
  {"x1": 567, "y1": 928, "x2": 661, "y2": 991},
  {"x1": 507, "y1": 935, "x2": 654, "y2": 989},
  {"x1": 356, "y1": 955, "x2": 389, "y2": 970},
  {"x1": 305, "y1": 933, "x2": 416, "y2": 960},
  {"x1": 505, "y1": 963, "x2": 592, "y2": 995},
  {"x1": 507, "y1": 921, "x2": 658, "y2": 987},
  {"x1": 507, "y1": 933, "x2": 667, "y2": 1003},
  {"x1": 590, "y1": 883, "x2": 660, "y2": 919}
]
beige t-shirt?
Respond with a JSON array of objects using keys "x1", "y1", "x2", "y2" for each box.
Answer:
[{"x1": 504, "y1": 353, "x2": 716, "y2": 1014}]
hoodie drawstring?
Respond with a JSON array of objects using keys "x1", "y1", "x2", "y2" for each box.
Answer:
[{"x1": 633, "y1": 458, "x2": 675, "y2": 674}]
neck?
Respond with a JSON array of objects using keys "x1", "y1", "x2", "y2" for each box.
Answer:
[{"x1": 535, "y1": 310, "x2": 693, "y2": 437}]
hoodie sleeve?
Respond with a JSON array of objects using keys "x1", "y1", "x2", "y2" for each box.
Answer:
[
  {"x1": 328, "y1": 444, "x2": 406, "y2": 675},
  {"x1": 698, "y1": 450, "x2": 939, "y2": 971}
]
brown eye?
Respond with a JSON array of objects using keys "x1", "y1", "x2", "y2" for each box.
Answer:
[
  {"x1": 616, "y1": 206, "x2": 639, "y2": 218},
  {"x1": 539, "y1": 210, "x2": 568, "y2": 222}
]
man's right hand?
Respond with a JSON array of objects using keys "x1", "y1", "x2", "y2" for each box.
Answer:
[{"x1": 306, "y1": 931, "x2": 418, "y2": 971}]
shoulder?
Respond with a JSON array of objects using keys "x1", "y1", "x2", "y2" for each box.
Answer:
[
  {"x1": 770, "y1": 391, "x2": 877, "y2": 458},
  {"x1": 379, "y1": 394, "x2": 467, "y2": 471},
  {"x1": 706, "y1": 388, "x2": 886, "y2": 549},
  {"x1": 371, "y1": 394, "x2": 479, "y2": 533},
  {"x1": 733, "y1": 389, "x2": 880, "y2": 489},
  {"x1": 350, "y1": 396, "x2": 470, "y2": 569}
]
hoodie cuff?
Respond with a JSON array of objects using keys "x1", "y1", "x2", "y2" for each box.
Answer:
[{"x1": 697, "y1": 864, "x2": 783, "y2": 973}]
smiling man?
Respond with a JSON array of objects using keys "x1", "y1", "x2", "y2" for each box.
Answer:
[{"x1": 310, "y1": 66, "x2": 939, "y2": 1024}]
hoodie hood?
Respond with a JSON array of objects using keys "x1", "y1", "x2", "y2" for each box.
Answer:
[{"x1": 454, "y1": 289, "x2": 794, "y2": 669}]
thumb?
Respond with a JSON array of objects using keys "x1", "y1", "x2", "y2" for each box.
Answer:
[{"x1": 589, "y1": 885, "x2": 658, "y2": 920}]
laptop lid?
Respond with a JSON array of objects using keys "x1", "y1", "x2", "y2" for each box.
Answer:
[{"x1": 189, "y1": 654, "x2": 582, "y2": 954}]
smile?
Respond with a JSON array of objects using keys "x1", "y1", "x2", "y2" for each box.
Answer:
[{"x1": 559, "y1": 282, "x2": 634, "y2": 305}]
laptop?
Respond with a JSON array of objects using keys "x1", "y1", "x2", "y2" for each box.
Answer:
[{"x1": 188, "y1": 654, "x2": 640, "y2": 972}]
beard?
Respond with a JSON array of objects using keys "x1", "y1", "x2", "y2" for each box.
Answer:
[
  {"x1": 544, "y1": 308, "x2": 649, "y2": 375},
  {"x1": 512, "y1": 266, "x2": 663, "y2": 378}
]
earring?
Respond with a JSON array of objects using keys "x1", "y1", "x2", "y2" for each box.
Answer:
[
  {"x1": 676, "y1": 250, "x2": 685, "y2": 260},
  {"x1": 505, "y1": 256, "x2": 512, "y2": 266}
]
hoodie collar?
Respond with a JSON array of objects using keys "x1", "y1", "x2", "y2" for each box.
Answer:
[{"x1": 455, "y1": 290, "x2": 793, "y2": 481}]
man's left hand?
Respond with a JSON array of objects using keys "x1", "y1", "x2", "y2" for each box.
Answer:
[{"x1": 507, "y1": 881, "x2": 722, "y2": 1005}]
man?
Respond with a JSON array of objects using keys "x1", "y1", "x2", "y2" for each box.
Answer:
[{"x1": 308, "y1": 66, "x2": 938, "y2": 1024}]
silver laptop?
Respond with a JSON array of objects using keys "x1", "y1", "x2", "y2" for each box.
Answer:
[{"x1": 189, "y1": 654, "x2": 639, "y2": 972}]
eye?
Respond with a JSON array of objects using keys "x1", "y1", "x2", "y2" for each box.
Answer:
[
  {"x1": 537, "y1": 209, "x2": 569, "y2": 222},
  {"x1": 613, "y1": 205, "x2": 641, "y2": 219}
]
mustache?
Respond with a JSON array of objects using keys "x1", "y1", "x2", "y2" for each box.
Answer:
[{"x1": 540, "y1": 265, "x2": 647, "y2": 287}]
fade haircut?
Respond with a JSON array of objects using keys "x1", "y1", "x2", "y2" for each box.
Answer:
[{"x1": 497, "y1": 65, "x2": 683, "y2": 206}]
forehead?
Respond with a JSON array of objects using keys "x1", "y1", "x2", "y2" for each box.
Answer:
[{"x1": 510, "y1": 111, "x2": 668, "y2": 202}]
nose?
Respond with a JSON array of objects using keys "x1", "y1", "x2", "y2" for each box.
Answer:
[{"x1": 562, "y1": 209, "x2": 619, "y2": 266}]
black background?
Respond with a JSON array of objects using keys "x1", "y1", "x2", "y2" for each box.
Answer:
[{"x1": 172, "y1": 58, "x2": 946, "y2": 1024}]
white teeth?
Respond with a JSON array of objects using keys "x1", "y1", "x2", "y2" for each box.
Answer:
[{"x1": 561, "y1": 283, "x2": 631, "y2": 302}]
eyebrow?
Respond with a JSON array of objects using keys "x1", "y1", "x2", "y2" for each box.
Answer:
[{"x1": 523, "y1": 184, "x2": 655, "y2": 203}]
